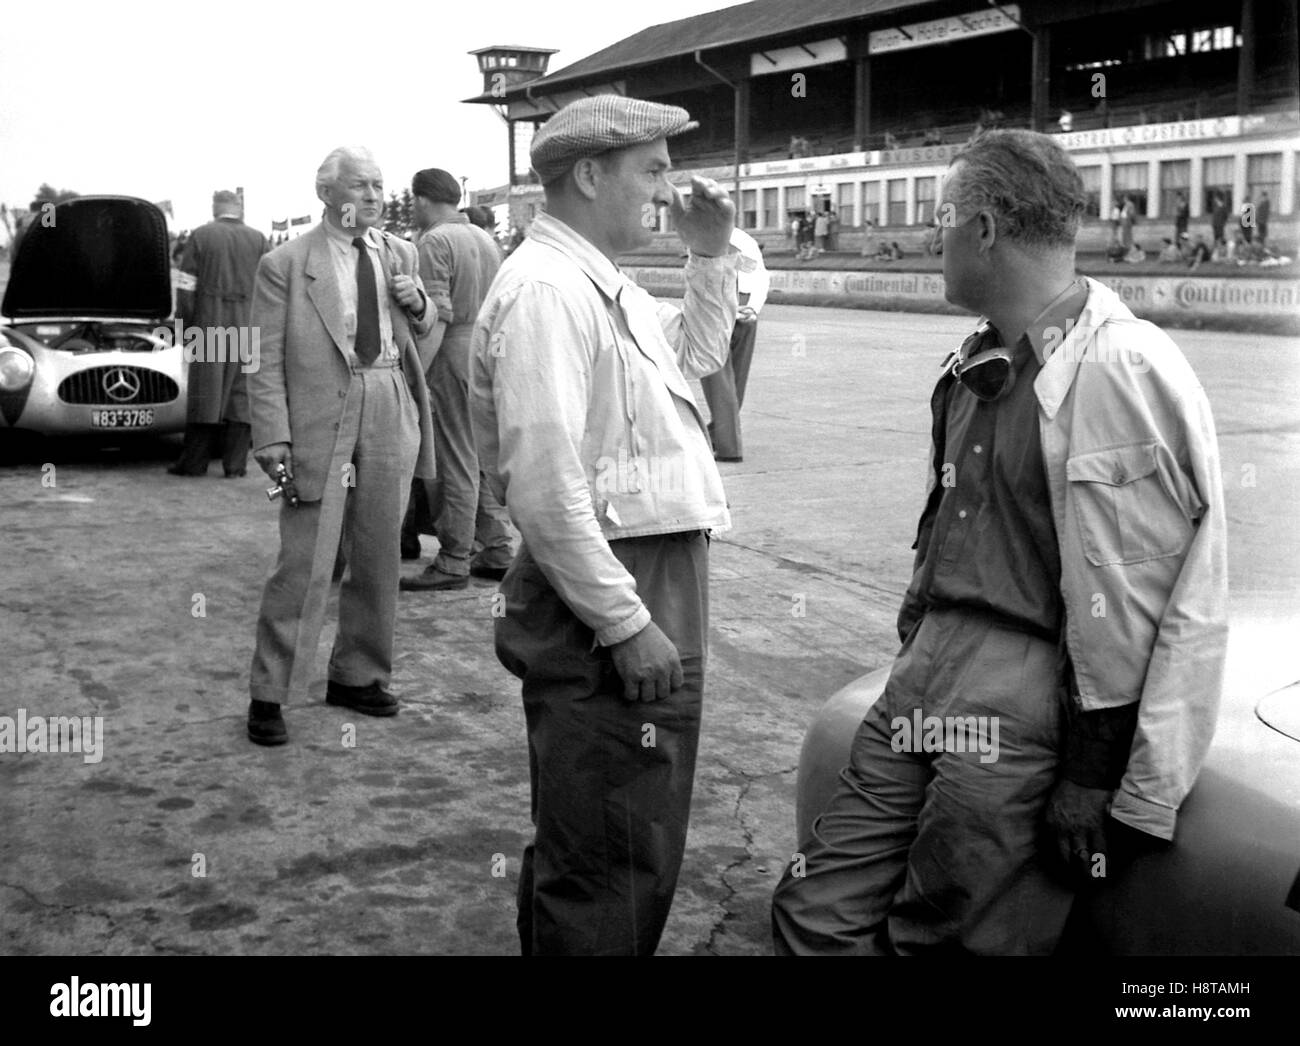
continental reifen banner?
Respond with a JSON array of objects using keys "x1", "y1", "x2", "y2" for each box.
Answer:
[{"x1": 623, "y1": 266, "x2": 1300, "y2": 324}]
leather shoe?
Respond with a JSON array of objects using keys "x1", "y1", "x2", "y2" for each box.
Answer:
[
  {"x1": 247, "y1": 700, "x2": 288, "y2": 746},
  {"x1": 325, "y1": 680, "x2": 399, "y2": 717},
  {"x1": 399, "y1": 567, "x2": 469, "y2": 591},
  {"x1": 714, "y1": 454, "x2": 743, "y2": 463},
  {"x1": 469, "y1": 562, "x2": 509, "y2": 581},
  {"x1": 167, "y1": 464, "x2": 206, "y2": 477}
]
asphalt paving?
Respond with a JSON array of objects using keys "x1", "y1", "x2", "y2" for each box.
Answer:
[{"x1": 1, "y1": 304, "x2": 1297, "y2": 955}]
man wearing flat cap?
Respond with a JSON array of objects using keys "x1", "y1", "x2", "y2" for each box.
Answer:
[
  {"x1": 471, "y1": 94, "x2": 739, "y2": 955},
  {"x1": 168, "y1": 190, "x2": 269, "y2": 477},
  {"x1": 400, "y1": 167, "x2": 515, "y2": 590}
]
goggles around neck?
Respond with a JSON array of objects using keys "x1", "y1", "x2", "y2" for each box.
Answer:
[{"x1": 944, "y1": 325, "x2": 1017, "y2": 402}]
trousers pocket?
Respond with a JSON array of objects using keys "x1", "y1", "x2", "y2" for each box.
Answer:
[{"x1": 1066, "y1": 442, "x2": 1194, "y2": 566}]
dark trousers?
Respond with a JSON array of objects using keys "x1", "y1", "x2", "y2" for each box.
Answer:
[
  {"x1": 496, "y1": 531, "x2": 709, "y2": 955},
  {"x1": 701, "y1": 319, "x2": 757, "y2": 460},
  {"x1": 771, "y1": 607, "x2": 1073, "y2": 955},
  {"x1": 173, "y1": 421, "x2": 251, "y2": 476},
  {"x1": 401, "y1": 475, "x2": 440, "y2": 546}
]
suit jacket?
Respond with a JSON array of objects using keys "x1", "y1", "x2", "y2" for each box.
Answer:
[{"x1": 248, "y1": 223, "x2": 436, "y2": 502}]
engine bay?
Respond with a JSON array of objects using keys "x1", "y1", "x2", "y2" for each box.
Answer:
[{"x1": 7, "y1": 321, "x2": 170, "y2": 354}]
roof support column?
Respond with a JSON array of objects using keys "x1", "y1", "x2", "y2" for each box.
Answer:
[
  {"x1": 736, "y1": 77, "x2": 751, "y2": 166},
  {"x1": 1237, "y1": 0, "x2": 1256, "y2": 116},
  {"x1": 1031, "y1": 25, "x2": 1051, "y2": 133},
  {"x1": 507, "y1": 120, "x2": 517, "y2": 188},
  {"x1": 854, "y1": 55, "x2": 871, "y2": 151},
  {"x1": 693, "y1": 50, "x2": 743, "y2": 208}
]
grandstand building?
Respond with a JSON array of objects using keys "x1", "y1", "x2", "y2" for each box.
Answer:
[{"x1": 465, "y1": 0, "x2": 1299, "y2": 253}]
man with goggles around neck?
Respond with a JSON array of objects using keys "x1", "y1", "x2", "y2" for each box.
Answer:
[{"x1": 773, "y1": 129, "x2": 1228, "y2": 955}]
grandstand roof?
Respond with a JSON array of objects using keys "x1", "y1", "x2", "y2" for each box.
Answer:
[{"x1": 519, "y1": 0, "x2": 927, "y2": 93}]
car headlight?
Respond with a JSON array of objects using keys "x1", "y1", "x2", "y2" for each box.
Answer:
[{"x1": 0, "y1": 347, "x2": 36, "y2": 392}]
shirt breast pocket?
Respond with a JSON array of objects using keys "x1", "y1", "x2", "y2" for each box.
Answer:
[{"x1": 1066, "y1": 442, "x2": 1195, "y2": 566}]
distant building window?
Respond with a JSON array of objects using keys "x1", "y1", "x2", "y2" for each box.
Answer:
[
  {"x1": 1158, "y1": 160, "x2": 1190, "y2": 217},
  {"x1": 1078, "y1": 165, "x2": 1102, "y2": 217},
  {"x1": 761, "y1": 188, "x2": 778, "y2": 228},
  {"x1": 862, "y1": 181, "x2": 881, "y2": 226},
  {"x1": 1295, "y1": 152, "x2": 1300, "y2": 217},
  {"x1": 1246, "y1": 153, "x2": 1282, "y2": 206},
  {"x1": 1192, "y1": 26, "x2": 1239, "y2": 52},
  {"x1": 914, "y1": 177, "x2": 936, "y2": 226},
  {"x1": 1202, "y1": 156, "x2": 1234, "y2": 213},
  {"x1": 1137, "y1": 26, "x2": 1237, "y2": 62},
  {"x1": 887, "y1": 178, "x2": 907, "y2": 226},
  {"x1": 787, "y1": 186, "x2": 806, "y2": 212},
  {"x1": 837, "y1": 183, "x2": 856, "y2": 227},
  {"x1": 1112, "y1": 162, "x2": 1148, "y2": 215},
  {"x1": 741, "y1": 189, "x2": 757, "y2": 230}
]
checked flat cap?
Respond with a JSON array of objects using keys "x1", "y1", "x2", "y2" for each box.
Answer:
[{"x1": 530, "y1": 95, "x2": 698, "y2": 185}]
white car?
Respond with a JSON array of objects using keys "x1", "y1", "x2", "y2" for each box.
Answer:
[
  {"x1": 795, "y1": 626, "x2": 1300, "y2": 955},
  {"x1": 0, "y1": 196, "x2": 185, "y2": 438}
]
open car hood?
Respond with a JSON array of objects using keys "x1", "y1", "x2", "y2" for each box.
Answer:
[{"x1": 2, "y1": 196, "x2": 171, "y2": 321}]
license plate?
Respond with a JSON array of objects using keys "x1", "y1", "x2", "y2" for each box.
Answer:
[{"x1": 91, "y1": 408, "x2": 155, "y2": 429}]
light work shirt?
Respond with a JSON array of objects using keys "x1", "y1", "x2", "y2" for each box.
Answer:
[{"x1": 471, "y1": 211, "x2": 738, "y2": 646}]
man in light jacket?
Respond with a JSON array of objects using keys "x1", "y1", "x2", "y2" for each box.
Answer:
[
  {"x1": 772, "y1": 129, "x2": 1228, "y2": 955},
  {"x1": 471, "y1": 95, "x2": 737, "y2": 955}
]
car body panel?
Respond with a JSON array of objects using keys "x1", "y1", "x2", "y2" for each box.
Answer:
[
  {"x1": 0, "y1": 196, "x2": 183, "y2": 436},
  {"x1": 794, "y1": 627, "x2": 1300, "y2": 955},
  {"x1": 3, "y1": 196, "x2": 172, "y2": 320}
]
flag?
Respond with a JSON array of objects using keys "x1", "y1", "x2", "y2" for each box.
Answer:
[
  {"x1": 271, "y1": 219, "x2": 288, "y2": 231},
  {"x1": 291, "y1": 215, "x2": 312, "y2": 226}
]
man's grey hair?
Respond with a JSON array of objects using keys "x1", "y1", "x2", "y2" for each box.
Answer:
[
  {"x1": 316, "y1": 146, "x2": 377, "y2": 195},
  {"x1": 948, "y1": 129, "x2": 1086, "y2": 251}
]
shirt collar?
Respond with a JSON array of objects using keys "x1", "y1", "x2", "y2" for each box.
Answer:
[
  {"x1": 322, "y1": 214, "x2": 382, "y2": 250},
  {"x1": 969, "y1": 278, "x2": 1088, "y2": 367},
  {"x1": 1021, "y1": 278, "x2": 1089, "y2": 366},
  {"x1": 526, "y1": 211, "x2": 625, "y2": 302}
]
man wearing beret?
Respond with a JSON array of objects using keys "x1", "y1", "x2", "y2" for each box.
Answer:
[
  {"x1": 243, "y1": 146, "x2": 436, "y2": 746},
  {"x1": 400, "y1": 167, "x2": 516, "y2": 591},
  {"x1": 470, "y1": 95, "x2": 739, "y2": 954}
]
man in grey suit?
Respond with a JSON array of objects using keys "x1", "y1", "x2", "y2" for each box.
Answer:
[{"x1": 245, "y1": 146, "x2": 436, "y2": 746}]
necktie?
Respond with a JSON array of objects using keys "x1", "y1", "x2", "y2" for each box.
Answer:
[{"x1": 353, "y1": 236, "x2": 380, "y2": 366}]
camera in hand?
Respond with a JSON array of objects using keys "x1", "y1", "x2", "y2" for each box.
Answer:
[{"x1": 266, "y1": 463, "x2": 299, "y2": 507}]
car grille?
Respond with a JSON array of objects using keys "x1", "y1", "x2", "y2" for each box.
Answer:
[{"x1": 57, "y1": 366, "x2": 179, "y2": 406}]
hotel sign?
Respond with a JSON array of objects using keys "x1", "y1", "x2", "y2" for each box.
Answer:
[{"x1": 869, "y1": 5, "x2": 1020, "y2": 55}]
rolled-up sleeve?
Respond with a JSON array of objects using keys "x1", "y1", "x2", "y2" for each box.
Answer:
[
  {"x1": 656, "y1": 252, "x2": 738, "y2": 379},
  {"x1": 1110, "y1": 383, "x2": 1230, "y2": 841},
  {"x1": 417, "y1": 233, "x2": 455, "y2": 326},
  {"x1": 481, "y1": 284, "x2": 650, "y2": 646}
]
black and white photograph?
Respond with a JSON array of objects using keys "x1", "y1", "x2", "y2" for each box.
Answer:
[{"x1": 1, "y1": 0, "x2": 1297, "y2": 1020}]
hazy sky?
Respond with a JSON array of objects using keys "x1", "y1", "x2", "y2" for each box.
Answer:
[{"x1": 0, "y1": 0, "x2": 740, "y2": 232}]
